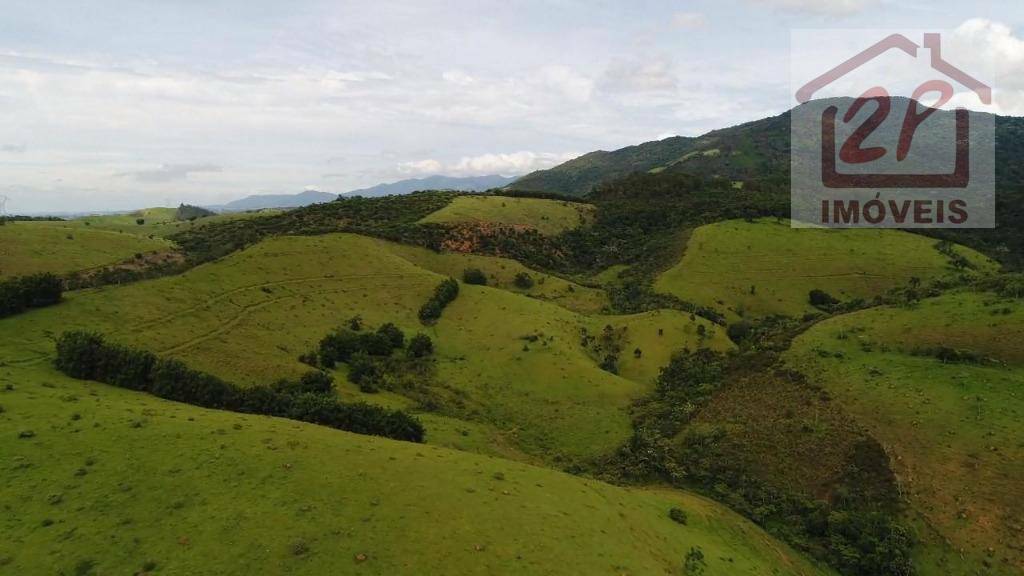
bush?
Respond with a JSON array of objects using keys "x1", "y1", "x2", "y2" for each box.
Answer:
[
  {"x1": 407, "y1": 333, "x2": 434, "y2": 358},
  {"x1": 462, "y1": 268, "x2": 488, "y2": 285},
  {"x1": 272, "y1": 371, "x2": 334, "y2": 395},
  {"x1": 377, "y1": 323, "x2": 405, "y2": 348},
  {"x1": 668, "y1": 507, "x2": 688, "y2": 525},
  {"x1": 513, "y1": 272, "x2": 534, "y2": 289},
  {"x1": 809, "y1": 289, "x2": 839, "y2": 309},
  {"x1": 347, "y1": 351, "x2": 381, "y2": 389},
  {"x1": 683, "y1": 547, "x2": 705, "y2": 575},
  {"x1": 419, "y1": 278, "x2": 459, "y2": 324},
  {"x1": 0, "y1": 273, "x2": 63, "y2": 318},
  {"x1": 54, "y1": 331, "x2": 424, "y2": 442},
  {"x1": 726, "y1": 320, "x2": 753, "y2": 342},
  {"x1": 136, "y1": 218, "x2": 145, "y2": 225}
]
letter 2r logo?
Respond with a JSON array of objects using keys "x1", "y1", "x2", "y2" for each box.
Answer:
[{"x1": 789, "y1": 31, "x2": 995, "y2": 229}]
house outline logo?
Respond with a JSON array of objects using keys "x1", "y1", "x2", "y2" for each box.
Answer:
[{"x1": 794, "y1": 33, "x2": 991, "y2": 189}]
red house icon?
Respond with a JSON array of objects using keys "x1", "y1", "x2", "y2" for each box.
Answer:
[{"x1": 794, "y1": 33, "x2": 992, "y2": 189}]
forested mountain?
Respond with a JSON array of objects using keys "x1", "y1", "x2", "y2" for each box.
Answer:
[{"x1": 344, "y1": 174, "x2": 516, "y2": 197}]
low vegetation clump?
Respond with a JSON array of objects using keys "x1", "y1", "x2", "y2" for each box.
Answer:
[
  {"x1": 305, "y1": 323, "x2": 436, "y2": 394},
  {"x1": 0, "y1": 273, "x2": 63, "y2": 318},
  {"x1": 419, "y1": 277, "x2": 459, "y2": 324},
  {"x1": 174, "y1": 203, "x2": 215, "y2": 221},
  {"x1": 808, "y1": 289, "x2": 839, "y2": 310},
  {"x1": 54, "y1": 331, "x2": 424, "y2": 442},
  {"x1": 462, "y1": 267, "x2": 488, "y2": 285}
]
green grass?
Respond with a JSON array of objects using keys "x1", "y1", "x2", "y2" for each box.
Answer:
[
  {"x1": 48, "y1": 208, "x2": 282, "y2": 238},
  {"x1": 378, "y1": 239, "x2": 608, "y2": 314},
  {"x1": 0, "y1": 221, "x2": 173, "y2": 278},
  {"x1": 0, "y1": 233, "x2": 731, "y2": 464},
  {"x1": 0, "y1": 363, "x2": 828, "y2": 576},
  {"x1": 654, "y1": 218, "x2": 997, "y2": 320},
  {"x1": 785, "y1": 291, "x2": 1024, "y2": 575},
  {"x1": 419, "y1": 195, "x2": 595, "y2": 235}
]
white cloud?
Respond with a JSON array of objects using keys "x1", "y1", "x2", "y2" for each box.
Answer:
[
  {"x1": 118, "y1": 164, "x2": 223, "y2": 183},
  {"x1": 398, "y1": 151, "x2": 579, "y2": 177},
  {"x1": 949, "y1": 18, "x2": 1024, "y2": 115},
  {"x1": 671, "y1": 12, "x2": 707, "y2": 29},
  {"x1": 601, "y1": 58, "x2": 677, "y2": 93},
  {"x1": 398, "y1": 159, "x2": 444, "y2": 174}
]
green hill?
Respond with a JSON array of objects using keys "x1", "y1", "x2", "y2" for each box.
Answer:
[
  {"x1": 653, "y1": 218, "x2": 996, "y2": 320},
  {"x1": 0, "y1": 233, "x2": 731, "y2": 465},
  {"x1": 0, "y1": 363, "x2": 828, "y2": 576},
  {"x1": 419, "y1": 195, "x2": 594, "y2": 236},
  {"x1": 785, "y1": 291, "x2": 1024, "y2": 575},
  {"x1": 0, "y1": 221, "x2": 173, "y2": 278}
]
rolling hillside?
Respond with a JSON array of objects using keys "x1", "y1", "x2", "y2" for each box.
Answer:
[
  {"x1": 0, "y1": 363, "x2": 830, "y2": 576},
  {"x1": 0, "y1": 221, "x2": 173, "y2": 278},
  {"x1": 0, "y1": 232, "x2": 731, "y2": 464},
  {"x1": 654, "y1": 218, "x2": 996, "y2": 320},
  {"x1": 785, "y1": 291, "x2": 1024, "y2": 575},
  {"x1": 419, "y1": 195, "x2": 595, "y2": 236}
]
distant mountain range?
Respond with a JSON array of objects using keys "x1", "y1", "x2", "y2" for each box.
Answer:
[
  {"x1": 211, "y1": 174, "x2": 517, "y2": 212},
  {"x1": 343, "y1": 174, "x2": 516, "y2": 197},
  {"x1": 210, "y1": 190, "x2": 339, "y2": 212}
]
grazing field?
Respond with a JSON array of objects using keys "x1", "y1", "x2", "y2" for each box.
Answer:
[
  {"x1": 0, "y1": 221, "x2": 173, "y2": 278},
  {"x1": 0, "y1": 364, "x2": 831, "y2": 576},
  {"x1": 785, "y1": 292, "x2": 1024, "y2": 576},
  {"x1": 0, "y1": 232, "x2": 730, "y2": 464},
  {"x1": 654, "y1": 218, "x2": 997, "y2": 320},
  {"x1": 45, "y1": 208, "x2": 282, "y2": 238},
  {"x1": 419, "y1": 195, "x2": 595, "y2": 235},
  {"x1": 378, "y1": 239, "x2": 608, "y2": 313}
]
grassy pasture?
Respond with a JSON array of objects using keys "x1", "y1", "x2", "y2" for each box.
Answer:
[
  {"x1": 419, "y1": 195, "x2": 595, "y2": 235},
  {"x1": 785, "y1": 292, "x2": 1024, "y2": 575},
  {"x1": 0, "y1": 221, "x2": 173, "y2": 278},
  {"x1": 0, "y1": 364, "x2": 831, "y2": 576},
  {"x1": 654, "y1": 218, "x2": 997, "y2": 320},
  {"x1": 48, "y1": 208, "x2": 282, "y2": 238},
  {"x1": 378, "y1": 239, "x2": 608, "y2": 314},
  {"x1": 0, "y1": 233, "x2": 730, "y2": 464}
]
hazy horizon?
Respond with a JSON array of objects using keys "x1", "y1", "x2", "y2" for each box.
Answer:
[{"x1": 2, "y1": 0, "x2": 1022, "y2": 213}]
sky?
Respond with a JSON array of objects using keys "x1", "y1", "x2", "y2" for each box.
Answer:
[{"x1": 1, "y1": 0, "x2": 1022, "y2": 213}]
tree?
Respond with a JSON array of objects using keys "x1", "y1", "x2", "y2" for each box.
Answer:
[
  {"x1": 377, "y1": 322, "x2": 405, "y2": 349},
  {"x1": 347, "y1": 351, "x2": 380, "y2": 391},
  {"x1": 462, "y1": 268, "x2": 487, "y2": 285},
  {"x1": 136, "y1": 218, "x2": 145, "y2": 225},
  {"x1": 514, "y1": 272, "x2": 534, "y2": 289},
  {"x1": 407, "y1": 333, "x2": 434, "y2": 358}
]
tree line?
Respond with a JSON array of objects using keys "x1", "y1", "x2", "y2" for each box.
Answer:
[
  {"x1": 54, "y1": 331, "x2": 424, "y2": 442},
  {"x1": 418, "y1": 278, "x2": 459, "y2": 324},
  {"x1": 0, "y1": 273, "x2": 63, "y2": 318}
]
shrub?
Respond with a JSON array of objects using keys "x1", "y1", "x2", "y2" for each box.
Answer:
[
  {"x1": 683, "y1": 547, "x2": 705, "y2": 575},
  {"x1": 407, "y1": 333, "x2": 434, "y2": 358},
  {"x1": 54, "y1": 331, "x2": 423, "y2": 442},
  {"x1": 462, "y1": 268, "x2": 488, "y2": 285},
  {"x1": 513, "y1": 272, "x2": 534, "y2": 289},
  {"x1": 809, "y1": 289, "x2": 839, "y2": 309},
  {"x1": 726, "y1": 320, "x2": 752, "y2": 342},
  {"x1": 135, "y1": 218, "x2": 145, "y2": 225},
  {"x1": 347, "y1": 351, "x2": 381, "y2": 389},
  {"x1": 419, "y1": 278, "x2": 459, "y2": 324},
  {"x1": 377, "y1": 323, "x2": 405, "y2": 348},
  {"x1": 668, "y1": 507, "x2": 688, "y2": 525},
  {"x1": 0, "y1": 273, "x2": 63, "y2": 318},
  {"x1": 273, "y1": 371, "x2": 334, "y2": 395}
]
